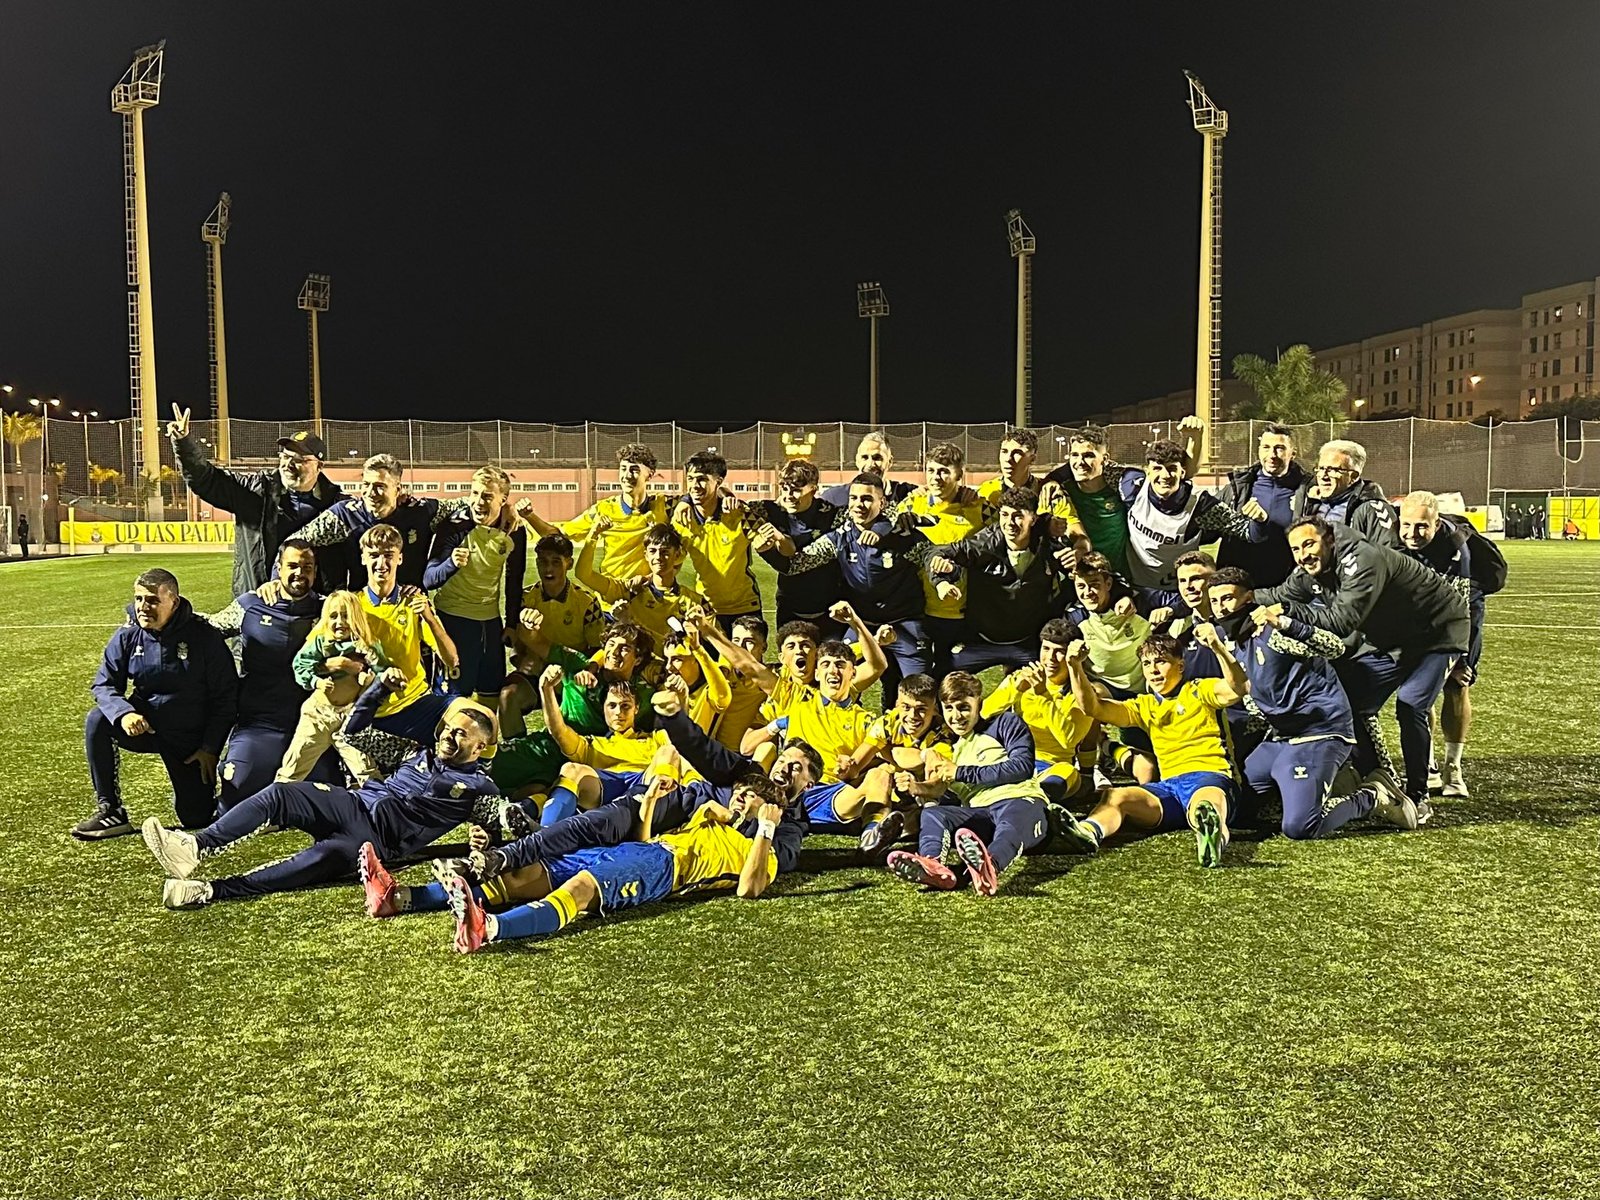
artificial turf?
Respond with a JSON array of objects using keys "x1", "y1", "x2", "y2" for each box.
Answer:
[{"x1": 0, "y1": 544, "x2": 1596, "y2": 1199}]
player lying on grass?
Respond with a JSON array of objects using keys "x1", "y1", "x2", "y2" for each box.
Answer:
[
  {"x1": 436, "y1": 768, "x2": 793, "y2": 952},
  {"x1": 1205, "y1": 567, "x2": 1417, "y2": 836},
  {"x1": 140, "y1": 702, "x2": 500, "y2": 909},
  {"x1": 1057, "y1": 632, "x2": 1243, "y2": 868},
  {"x1": 884, "y1": 672, "x2": 1049, "y2": 896},
  {"x1": 979, "y1": 617, "x2": 1095, "y2": 804}
]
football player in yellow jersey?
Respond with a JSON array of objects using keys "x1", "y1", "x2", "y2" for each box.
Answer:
[
  {"x1": 692, "y1": 610, "x2": 772, "y2": 750},
  {"x1": 739, "y1": 632, "x2": 897, "y2": 834},
  {"x1": 671, "y1": 450, "x2": 762, "y2": 633},
  {"x1": 981, "y1": 617, "x2": 1096, "y2": 803},
  {"x1": 514, "y1": 533, "x2": 606, "y2": 654},
  {"x1": 844, "y1": 672, "x2": 949, "y2": 858},
  {"x1": 521, "y1": 442, "x2": 670, "y2": 585},
  {"x1": 1060, "y1": 630, "x2": 1246, "y2": 867},
  {"x1": 905, "y1": 442, "x2": 990, "y2": 673},
  {"x1": 575, "y1": 520, "x2": 708, "y2": 648},
  {"x1": 741, "y1": 603, "x2": 884, "y2": 760},
  {"x1": 439, "y1": 771, "x2": 794, "y2": 952},
  {"x1": 660, "y1": 621, "x2": 732, "y2": 734},
  {"x1": 978, "y1": 427, "x2": 1083, "y2": 533}
]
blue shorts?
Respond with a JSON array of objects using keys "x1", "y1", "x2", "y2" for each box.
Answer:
[
  {"x1": 802, "y1": 781, "x2": 857, "y2": 834},
  {"x1": 1143, "y1": 771, "x2": 1238, "y2": 834},
  {"x1": 597, "y1": 768, "x2": 644, "y2": 803},
  {"x1": 439, "y1": 611, "x2": 508, "y2": 696},
  {"x1": 544, "y1": 842, "x2": 675, "y2": 912},
  {"x1": 373, "y1": 693, "x2": 454, "y2": 745}
]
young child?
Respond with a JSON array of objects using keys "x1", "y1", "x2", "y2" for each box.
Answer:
[{"x1": 277, "y1": 591, "x2": 392, "y2": 782}]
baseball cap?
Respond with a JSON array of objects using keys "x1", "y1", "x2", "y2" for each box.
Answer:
[{"x1": 276, "y1": 430, "x2": 328, "y2": 459}]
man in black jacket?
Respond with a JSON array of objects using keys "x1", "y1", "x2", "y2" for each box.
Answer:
[
  {"x1": 927, "y1": 486, "x2": 1075, "y2": 674},
  {"x1": 1216, "y1": 422, "x2": 1307, "y2": 587},
  {"x1": 168, "y1": 404, "x2": 345, "y2": 595},
  {"x1": 1289, "y1": 438, "x2": 1399, "y2": 548},
  {"x1": 1257, "y1": 517, "x2": 1469, "y2": 811}
]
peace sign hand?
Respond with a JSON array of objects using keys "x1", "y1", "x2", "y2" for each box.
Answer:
[{"x1": 166, "y1": 404, "x2": 191, "y2": 441}]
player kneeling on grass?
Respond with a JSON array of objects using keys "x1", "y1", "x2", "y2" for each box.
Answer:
[
  {"x1": 437, "y1": 769, "x2": 792, "y2": 952},
  {"x1": 140, "y1": 703, "x2": 500, "y2": 909},
  {"x1": 885, "y1": 672, "x2": 1047, "y2": 897},
  {"x1": 1057, "y1": 634, "x2": 1242, "y2": 867},
  {"x1": 1205, "y1": 568, "x2": 1417, "y2": 836}
]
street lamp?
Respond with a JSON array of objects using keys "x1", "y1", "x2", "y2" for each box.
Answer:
[{"x1": 70, "y1": 409, "x2": 100, "y2": 494}]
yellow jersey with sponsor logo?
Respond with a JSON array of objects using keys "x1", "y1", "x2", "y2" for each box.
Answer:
[
  {"x1": 906, "y1": 491, "x2": 988, "y2": 619},
  {"x1": 672, "y1": 499, "x2": 760, "y2": 616},
  {"x1": 357, "y1": 587, "x2": 441, "y2": 717},
  {"x1": 1107, "y1": 677, "x2": 1234, "y2": 779},
  {"x1": 656, "y1": 805, "x2": 775, "y2": 895},
  {"x1": 981, "y1": 675, "x2": 1092, "y2": 764},
  {"x1": 560, "y1": 493, "x2": 671, "y2": 583}
]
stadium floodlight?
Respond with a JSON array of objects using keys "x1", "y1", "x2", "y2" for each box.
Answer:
[
  {"x1": 201, "y1": 193, "x2": 232, "y2": 462},
  {"x1": 856, "y1": 282, "x2": 889, "y2": 425},
  {"x1": 112, "y1": 40, "x2": 166, "y2": 517},
  {"x1": 297, "y1": 273, "x2": 331, "y2": 434},
  {"x1": 1006, "y1": 211, "x2": 1035, "y2": 428},
  {"x1": 1185, "y1": 70, "x2": 1228, "y2": 464}
]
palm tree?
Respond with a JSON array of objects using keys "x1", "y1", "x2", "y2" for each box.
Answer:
[
  {"x1": 89, "y1": 463, "x2": 123, "y2": 499},
  {"x1": 2, "y1": 412, "x2": 42, "y2": 464},
  {"x1": 1232, "y1": 345, "x2": 1349, "y2": 424}
]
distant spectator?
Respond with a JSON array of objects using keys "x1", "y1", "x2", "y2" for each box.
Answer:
[{"x1": 16, "y1": 514, "x2": 29, "y2": 559}]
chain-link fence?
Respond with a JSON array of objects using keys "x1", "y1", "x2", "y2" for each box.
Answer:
[{"x1": 5, "y1": 415, "x2": 1598, "y2": 541}]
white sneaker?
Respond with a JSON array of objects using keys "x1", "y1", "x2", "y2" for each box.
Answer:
[
  {"x1": 1426, "y1": 764, "x2": 1443, "y2": 793},
  {"x1": 162, "y1": 878, "x2": 213, "y2": 909},
  {"x1": 1441, "y1": 765, "x2": 1470, "y2": 799},
  {"x1": 142, "y1": 816, "x2": 200, "y2": 879},
  {"x1": 1415, "y1": 799, "x2": 1434, "y2": 826},
  {"x1": 1367, "y1": 769, "x2": 1418, "y2": 831}
]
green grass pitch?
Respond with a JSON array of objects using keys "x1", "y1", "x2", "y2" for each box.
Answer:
[{"x1": 1, "y1": 544, "x2": 1596, "y2": 1199}]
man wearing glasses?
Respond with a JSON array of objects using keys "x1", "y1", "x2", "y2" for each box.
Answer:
[
  {"x1": 169, "y1": 405, "x2": 346, "y2": 595},
  {"x1": 1295, "y1": 439, "x2": 1399, "y2": 548}
]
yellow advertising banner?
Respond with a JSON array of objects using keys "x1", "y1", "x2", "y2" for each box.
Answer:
[{"x1": 66, "y1": 521, "x2": 236, "y2": 546}]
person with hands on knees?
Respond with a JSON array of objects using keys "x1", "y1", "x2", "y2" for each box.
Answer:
[{"x1": 75, "y1": 568, "x2": 238, "y2": 840}]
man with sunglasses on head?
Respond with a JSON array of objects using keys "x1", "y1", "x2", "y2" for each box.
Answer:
[{"x1": 168, "y1": 404, "x2": 345, "y2": 595}]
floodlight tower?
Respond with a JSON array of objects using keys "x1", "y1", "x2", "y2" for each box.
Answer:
[
  {"x1": 297, "y1": 273, "x2": 331, "y2": 434},
  {"x1": 111, "y1": 40, "x2": 166, "y2": 518},
  {"x1": 201, "y1": 192, "x2": 232, "y2": 462},
  {"x1": 1186, "y1": 71, "x2": 1228, "y2": 462},
  {"x1": 856, "y1": 281, "x2": 890, "y2": 425},
  {"x1": 1006, "y1": 209, "x2": 1036, "y2": 427}
]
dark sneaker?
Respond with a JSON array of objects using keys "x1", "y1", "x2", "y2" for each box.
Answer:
[
  {"x1": 885, "y1": 851, "x2": 959, "y2": 891},
  {"x1": 857, "y1": 810, "x2": 905, "y2": 861},
  {"x1": 71, "y1": 804, "x2": 133, "y2": 841},
  {"x1": 1049, "y1": 805, "x2": 1101, "y2": 855},
  {"x1": 358, "y1": 842, "x2": 401, "y2": 918},
  {"x1": 440, "y1": 868, "x2": 489, "y2": 954},
  {"x1": 499, "y1": 800, "x2": 537, "y2": 842},
  {"x1": 1191, "y1": 799, "x2": 1229, "y2": 868},
  {"x1": 953, "y1": 828, "x2": 999, "y2": 897}
]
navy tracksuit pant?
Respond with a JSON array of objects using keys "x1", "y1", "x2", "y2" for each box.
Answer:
[
  {"x1": 500, "y1": 788, "x2": 701, "y2": 873},
  {"x1": 1244, "y1": 737, "x2": 1374, "y2": 840},
  {"x1": 196, "y1": 782, "x2": 380, "y2": 901},
  {"x1": 1337, "y1": 648, "x2": 1455, "y2": 802},
  {"x1": 84, "y1": 707, "x2": 215, "y2": 828},
  {"x1": 919, "y1": 797, "x2": 1049, "y2": 873},
  {"x1": 950, "y1": 635, "x2": 1038, "y2": 676},
  {"x1": 218, "y1": 721, "x2": 339, "y2": 813}
]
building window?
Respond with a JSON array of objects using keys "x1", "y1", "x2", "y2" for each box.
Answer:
[
  {"x1": 1553, "y1": 359, "x2": 1562, "y2": 375},
  {"x1": 1447, "y1": 379, "x2": 1455, "y2": 394},
  {"x1": 1555, "y1": 305, "x2": 1563, "y2": 321},
  {"x1": 1448, "y1": 332, "x2": 1456, "y2": 348},
  {"x1": 1529, "y1": 363, "x2": 1538, "y2": 378},
  {"x1": 1432, "y1": 336, "x2": 1438, "y2": 349},
  {"x1": 1579, "y1": 301, "x2": 1585, "y2": 316},
  {"x1": 1555, "y1": 332, "x2": 1563, "y2": 349},
  {"x1": 1544, "y1": 334, "x2": 1550, "y2": 351},
  {"x1": 1431, "y1": 381, "x2": 1437, "y2": 396},
  {"x1": 1468, "y1": 353, "x2": 1474, "y2": 368},
  {"x1": 1468, "y1": 327, "x2": 1476, "y2": 342},
  {"x1": 1545, "y1": 309, "x2": 1552, "y2": 325},
  {"x1": 1554, "y1": 385, "x2": 1562, "y2": 400},
  {"x1": 1530, "y1": 337, "x2": 1539, "y2": 353},
  {"x1": 1447, "y1": 402, "x2": 1455, "y2": 418},
  {"x1": 1529, "y1": 388, "x2": 1538, "y2": 401},
  {"x1": 1466, "y1": 401, "x2": 1474, "y2": 416},
  {"x1": 1543, "y1": 361, "x2": 1549, "y2": 377}
]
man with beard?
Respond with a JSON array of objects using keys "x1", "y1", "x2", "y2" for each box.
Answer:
[
  {"x1": 168, "y1": 405, "x2": 344, "y2": 594},
  {"x1": 74, "y1": 568, "x2": 238, "y2": 839},
  {"x1": 1217, "y1": 422, "x2": 1307, "y2": 587},
  {"x1": 819, "y1": 431, "x2": 917, "y2": 507},
  {"x1": 1257, "y1": 516, "x2": 1469, "y2": 818},
  {"x1": 205, "y1": 539, "x2": 328, "y2": 812}
]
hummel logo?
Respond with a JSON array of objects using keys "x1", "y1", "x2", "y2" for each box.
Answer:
[{"x1": 1293, "y1": 766, "x2": 1309, "y2": 779}]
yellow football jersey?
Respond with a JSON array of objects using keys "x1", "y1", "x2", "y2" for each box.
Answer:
[
  {"x1": 768, "y1": 683, "x2": 875, "y2": 784},
  {"x1": 1108, "y1": 678, "x2": 1235, "y2": 779},
  {"x1": 357, "y1": 589, "x2": 441, "y2": 717},
  {"x1": 981, "y1": 675, "x2": 1093, "y2": 764},
  {"x1": 520, "y1": 580, "x2": 607, "y2": 652},
  {"x1": 864, "y1": 707, "x2": 946, "y2": 754},
  {"x1": 560, "y1": 493, "x2": 671, "y2": 583},
  {"x1": 906, "y1": 491, "x2": 988, "y2": 619},
  {"x1": 712, "y1": 671, "x2": 767, "y2": 750},
  {"x1": 576, "y1": 729, "x2": 702, "y2": 783},
  {"x1": 673, "y1": 500, "x2": 760, "y2": 617},
  {"x1": 656, "y1": 806, "x2": 775, "y2": 895},
  {"x1": 977, "y1": 473, "x2": 1079, "y2": 525},
  {"x1": 574, "y1": 549, "x2": 707, "y2": 648}
]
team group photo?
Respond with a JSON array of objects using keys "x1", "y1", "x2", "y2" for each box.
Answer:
[{"x1": 4, "y1": 5, "x2": 1598, "y2": 1199}]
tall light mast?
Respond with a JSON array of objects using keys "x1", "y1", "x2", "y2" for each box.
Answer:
[
  {"x1": 1186, "y1": 71, "x2": 1228, "y2": 460},
  {"x1": 201, "y1": 192, "x2": 232, "y2": 463},
  {"x1": 111, "y1": 41, "x2": 165, "y2": 518},
  {"x1": 856, "y1": 281, "x2": 889, "y2": 425},
  {"x1": 297, "y1": 273, "x2": 331, "y2": 434},
  {"x1": 1006, "y1": 209, "x2": 1036, "y2": 427}
]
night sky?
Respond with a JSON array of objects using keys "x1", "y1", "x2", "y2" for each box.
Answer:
[{"x1": 5, "y1": 2, "x2": 1600, "y2": 428}]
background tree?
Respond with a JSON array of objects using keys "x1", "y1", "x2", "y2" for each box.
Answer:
[
  {"x1": 1533, "y1": 393, "x2": 1600, "y2": 421},
  {"x1": 1232, "y1": 344, "x2": 1349, "y2": 424},
  {"x1": 2, "y1": 412, "x2": 42, "y2": 466},
  {"x1": 88, "y1": 463, "x2": 123, "y2": 499}
]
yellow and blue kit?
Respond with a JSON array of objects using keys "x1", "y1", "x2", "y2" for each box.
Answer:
[
  {"x1": 673, "y1": 498, "x2": 761, "y2": 617},
  {"x1": 357, "y1": 586, "x2": 443, "y2": 717},
  {"x1": 574, "y1": 544, "x2": 708, "y2": 647},
  {"x1": 976, "y1": 472, "x2": 1078, "y2": 526},
  {"x1": 519, "y1": 579, "x2": 608, "y2": 652},
  {"x1": 981, "y1": 673, "x2": 1092, "y2": 789},
  {"x1": 862, "y1": 707, "x2": 947, "y2": 759},
  {"x1": 764, "y1": 682, "x2": 875, "y2": 784},
  {"x1": 904, "y1": 490, "x2": 989, "y2": 622},
  {"x1": 559, "y1": 491, "x2": 672, "y2": 583}
]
